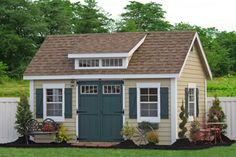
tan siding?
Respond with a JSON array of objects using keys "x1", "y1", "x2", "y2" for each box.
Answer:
[
  {"x1": 124, "y1": 79, "x2": 172, "y2": 145},
  {"x1": 33, "y1": 80, "x2": 77, "y2": 143},
  {"x1": 177, "y1": 44, "x2": 207, "y2": 137}
]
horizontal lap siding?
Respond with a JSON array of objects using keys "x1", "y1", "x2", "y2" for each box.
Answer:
[
  {"x1": 177, "y1": 45, "x2": 207, "y2": 137},
  {"x1": 124, "y1": 79, "x2": 172, "y2": 145},
  {"x1": 34, "y1": 80, "x2": 76, "y2": 143}
]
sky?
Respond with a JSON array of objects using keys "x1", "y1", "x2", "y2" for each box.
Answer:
[{"x1": 71, "y1": 0, "x2": 236, "y2": 32}]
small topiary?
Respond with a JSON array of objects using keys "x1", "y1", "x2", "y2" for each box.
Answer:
[
  {"x1": 121, "y1": 121, "x2": 135, "y2": 140},
  {"x1": 15, "y1": 93, "x2": 32, "y2": 137},
  {"x1": 178, "y1": 101, "x2": 188, "y2": 139},
  {"x1": 146, "y1": 131, "x2": 159, "y2": 144},
  {"x1": 190, "y1": 119, "x2": 202, "y2": 142},
  {"x1": 208, "y1": 95, "x2": 227, "y2": 132},
  {"x1": 56, "y1": 124, "x2": 71, "y2": 143}
]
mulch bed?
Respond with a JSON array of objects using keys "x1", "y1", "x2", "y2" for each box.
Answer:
[
  {"x1": 0, "y1": 134, "x2": 235, "y2": 150},
  {"x1": 0, "y1": 137, "x2": 71, "y2": 148}
]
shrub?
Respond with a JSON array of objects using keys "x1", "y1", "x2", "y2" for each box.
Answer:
[
  {"x1": 208, "y1": 95, "x2": 227, "y2": 132},
  {"x1": 15, "y1": 93, "x2": 32, "y2": 137},
  {"x1": 146, "y1": 131, "x2": 159, "y2": 144},
  {"x1": 121, "y1": 122, "x2": 135, "y2": 140},
  {"x1": 178, "y1": 101, "x2": 188, "y2": 138},
  {"x1": 56, "y1": 124, "x2": 71, "y2": 143},
  {"x1": 189, "y1": 119, "x2": 202, "y2": 142}
]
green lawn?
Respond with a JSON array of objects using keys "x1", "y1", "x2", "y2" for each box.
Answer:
[
  {"x1": 0, "y1": 144, "x2": 236, "y2": 157},
  {"x1": 0, "y1": 75, "x2": 235, "y2": 97},
  {"x1": 207, "y1": 75, "x2": 236, "y2": 97},
  {"x1": 0, "y1": 79, "x2": 29, "y2": 97}
]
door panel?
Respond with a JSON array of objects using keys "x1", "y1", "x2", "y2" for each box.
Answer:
[{"x1": 78, "y1": 81, "x2": 123, "y2": 141}]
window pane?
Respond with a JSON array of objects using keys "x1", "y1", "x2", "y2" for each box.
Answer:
[
  {"x1": 141, "y1": 96, "x2": 148, "y2": 102},
  {"x1": 150, "y1": 110, "x2": 157, "y2": 116},
  {"x1": 149, "y1": 103, "x2": 157, "y2": 110},
  {"x1": 81, "y1": 85, "x2": 98, "y2": 94},
  {"x1": 189, "y1": 103, "x2": 195, "y2": 116},
  {"x1": 141, "y1": 88, "x2": 148, "y2": 94},
  {"x1": 118, "y1": 59, "x2": 122, "y2": 66},
  {"x1": 149, "y1": 96, "x2": 157, "y2": 102},
  {"x1": 47, "y1": 103, "x2": 62, "y2": 116},
  {"x1": 149, "y1": 88, "x2": 157, "y2": 94},
  {"x1": 47, "y1": 89, "x2": 53, "y2": 95},
  {"x1": 141, "y1": 103, "x2": 148, "y2": 110},
  {"x1": 141, "y1": 110, "x2": 149, "y2": 117}
]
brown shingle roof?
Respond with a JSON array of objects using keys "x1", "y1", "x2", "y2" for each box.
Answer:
[{"x1": 24, "y1": 31, "x2": 196, "y2": 76}]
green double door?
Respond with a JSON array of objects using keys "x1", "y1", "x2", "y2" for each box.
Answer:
[{"x1": 78, "y1": 81, "x2": 123, "y2": 141}]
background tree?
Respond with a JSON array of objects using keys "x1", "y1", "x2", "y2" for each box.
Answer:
[
  {"x1": 178, "y1": 101, "x2": 188, "y2": 138},
  {"x1": 15, "y1": 93, "x2": 32, "y2": 137},
  {"x1": 0, "y1": 0, "x2": 47, "y2": 78},
  {"x1": 72, "y1": 0, "x2": 113, "y2": 33},
  {"x1": 116, "y1": 1, "x2": 172, "y2": 32},
  {"x1": 35, "y1": 0, "x2": 73, "y2": 35}
]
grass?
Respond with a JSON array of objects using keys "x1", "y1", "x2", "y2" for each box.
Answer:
[
  {"x1": 0, "y1": 75, "x2": 235, "y2": 97},
  {"x1": 0, "y1": 144, "x2": 236, "y2": 157},
  {"x1": 207, "y1": 75, "x2": 236, "y2": 97},
  {"x1": 0, "y1": 79, "x2": 29, "y2": 97}
]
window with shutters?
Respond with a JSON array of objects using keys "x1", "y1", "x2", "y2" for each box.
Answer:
[
  {"x1": 43, "y1": 84, "x2": 65, "y2": 122},
  {"x1": 188, "y1": 83, "x2": 197, "y2": 120},
  {"x1": 137, "y1": 83, "x2": 160, "y2": 123}
]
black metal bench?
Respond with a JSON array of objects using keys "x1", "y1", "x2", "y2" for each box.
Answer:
[{"x1": 25, "y1": 118, "x2": 58, "y2": 144}]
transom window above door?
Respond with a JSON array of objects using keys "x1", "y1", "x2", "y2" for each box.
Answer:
[{"x1": 137, "y1": 83, "x2": 160, "y2": 123}]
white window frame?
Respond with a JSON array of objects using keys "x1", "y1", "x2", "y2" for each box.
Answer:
[
  {"x1": 103, "y1": 85, "x2": 121, "y2": 94},
  {"x1": 80, "y1": 85, "x2": 98, "y2": 95},
  {"x1": 74, "y1": 58, "x2": 128, "y2": 69},
  {"x1": 43, "y1": 84, "x2": 65, "y2": 122},
  {"x1": 188, "y1": 83, "x2": 197, "y2": 121},
  {"x1": 137, "y1": 83, "x2": 160, "y2": 123}
]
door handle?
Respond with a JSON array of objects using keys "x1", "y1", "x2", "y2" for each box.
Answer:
[
  {"x1": 114, "y1": 110, "x2": 124, "y2": 114},
  {"x1": 77, "y1": 110, "x2": 87, "y2": 114}
]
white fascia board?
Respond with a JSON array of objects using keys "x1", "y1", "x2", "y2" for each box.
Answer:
[
  {"x1": 68, "y1": 53, "x2": 129, "y2": 58},
  {"x1": 179, "y1": 32, "x2": 212, "y2": 80},
  {"x1": 128, "y1": 34, "x2": 147, "y2": 57},
  {"x1": 23, "y1": 73, "x2": 178, "y2": 80}
]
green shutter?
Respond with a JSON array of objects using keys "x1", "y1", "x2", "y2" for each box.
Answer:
[
  {"x1": 196, "y1": 88, "x2": 199, "y2": 117},
  {"x1": 185, "y1": 88, "x2": 189, "y2": 117},
  {"x1": 129, "y1": 88, "x2": 137, "y2": 119},
  {"x1": 65, "y1": 88, "x2": 72, "y2": 118},
  {"x1": 36, "y1": 88, "x2": 43, "y2": 118},
  {"x1": 160, "y1": 87, "x2": 169, "y2": 119}
]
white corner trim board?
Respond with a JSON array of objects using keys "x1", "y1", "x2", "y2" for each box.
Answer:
[
  {"x1": 171, "y1": 78, "x2": 177, "y2": 144},
  {"x1": 29, "y1": 80, "x2": 34, "y2": 113},
  {"x1": 23, "y1": 74, "x2": 178, "y2": 80},
  {"x1": 179, "y1": 32, "x2": 212, "y2": 80}
]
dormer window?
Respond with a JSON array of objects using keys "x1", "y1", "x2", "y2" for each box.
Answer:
[
  {"x1": 102, "y1": 58, "x2": 123, "y2": 67},
  {"x1": 75, "y1": 58, "x2": 127, "y2": 69}
]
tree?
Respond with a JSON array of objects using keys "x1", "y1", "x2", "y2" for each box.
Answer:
[
  {"x1": 0, "y1": 0, "x2": 47, "y2": 78},
  {"x1": 35, "y1": 0, "x2": 73, "y2": 35},
  {"x1": 72, "y1": 0, "x2": 113, "y2": 33},
  {"x1": 178, "y1": 101, "x2": 188, "y2": 138},
  {"x1": 207, "y1": 96, "x2": 227, "y2": 132},
  {"x1": 116, "y1": 1, "x2": 172, "y2": 32},
  {"x1": 15, "y1": 93, "x2": 32, "y2": 137}
]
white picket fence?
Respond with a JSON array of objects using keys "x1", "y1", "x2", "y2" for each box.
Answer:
[
  {"x1": 0, "y1": 98, "x2": 18, "y2": 144},
  {"x1": 207, "y1": 97, "x2": 236, "y2": 140}
]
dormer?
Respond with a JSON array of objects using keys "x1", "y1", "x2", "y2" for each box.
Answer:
[{"x1": 68, "y1": 34, "x2": 147, "y2": 70}]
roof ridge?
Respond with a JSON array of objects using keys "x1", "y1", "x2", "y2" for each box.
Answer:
[{"x1": 47, "y1": 31, "x2": 196, "y2": 38}]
